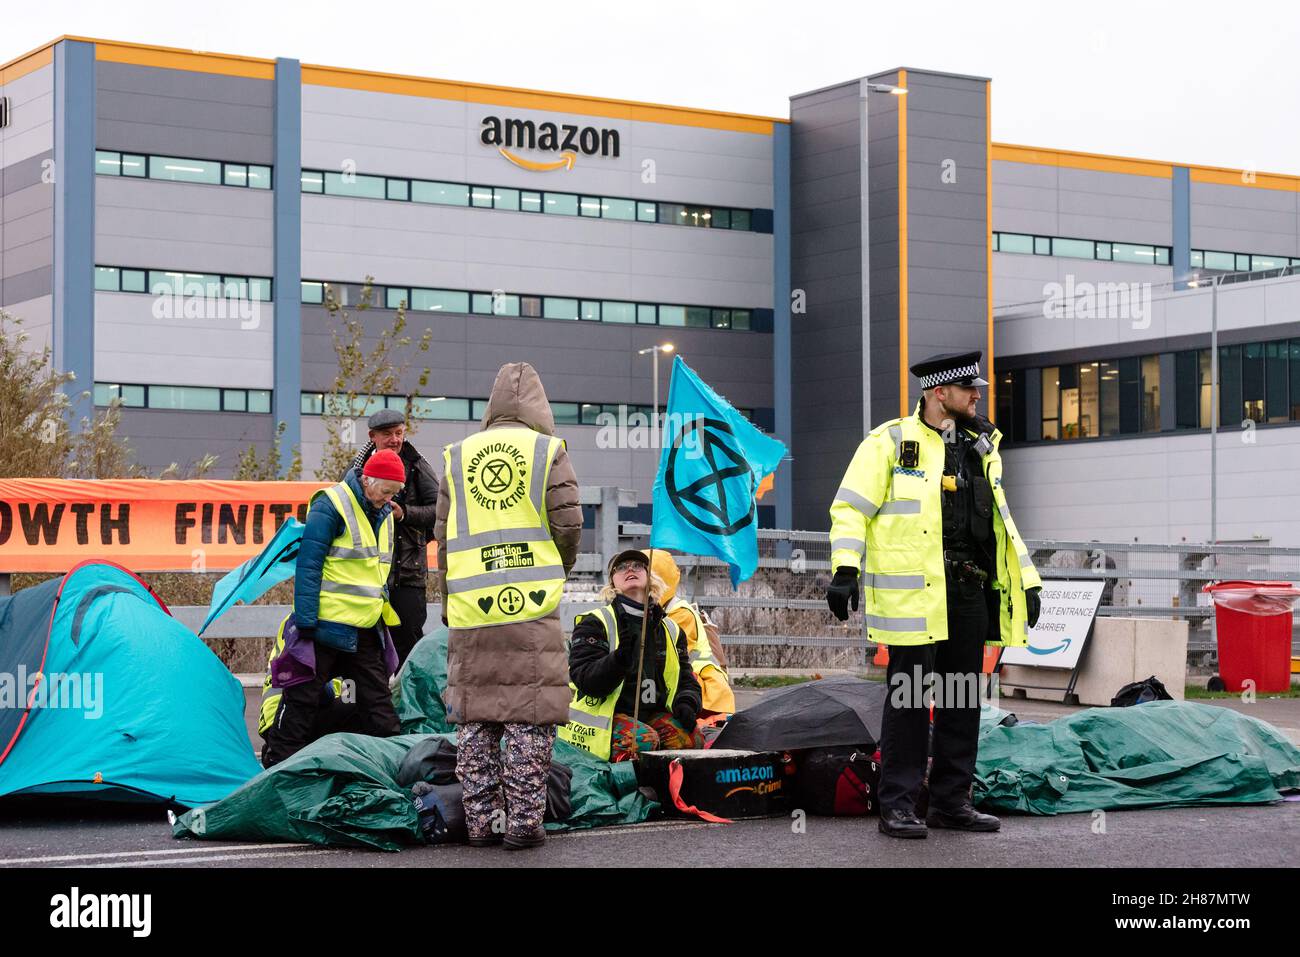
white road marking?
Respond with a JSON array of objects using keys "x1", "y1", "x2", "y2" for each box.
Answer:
[
  {"x1": 82, "y1": 848, "x2": 336, "y2": 868},
  {"x1": 0, "y1": 842, "x2": 311, "y2": 866}
]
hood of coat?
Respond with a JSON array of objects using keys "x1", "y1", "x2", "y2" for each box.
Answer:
[
  {"x1": 481, "y1": 362, "x2": 555, "y2": 436},
  {"x1": 650, "y1": 550, "x2": 681, "y2": 604}
]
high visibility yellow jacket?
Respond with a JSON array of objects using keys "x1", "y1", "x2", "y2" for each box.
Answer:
[
  {"x1": 828, "y1": 407, "x2": 1041, "y2": 647},
  {"x1": 442, "y1": 426, "x2": 567, "y2": 628}
]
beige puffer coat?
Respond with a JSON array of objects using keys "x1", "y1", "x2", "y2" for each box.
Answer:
[{"x1": 435, "y1": 362, "x2": 582, "y2": 725}]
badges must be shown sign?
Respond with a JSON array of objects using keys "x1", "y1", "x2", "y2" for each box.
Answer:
[{"x1": 999, "y1": 580, "x2": 1106, "y2": 670}]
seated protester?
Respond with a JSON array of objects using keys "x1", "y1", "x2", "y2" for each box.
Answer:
[
  {"x1": 561, "y1": 549, "x2": 703, "y2": 762},
  {"x1": 258, "y1": 614, "x2": 360, "y2": 766},
  {"x1": 650, "y1": 550, "x2": 736, "y2": 716}
]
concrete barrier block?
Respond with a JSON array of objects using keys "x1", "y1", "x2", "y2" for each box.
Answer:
[{"x1": 1132, "y1": 617, "x2": 1189, "y2": 701}]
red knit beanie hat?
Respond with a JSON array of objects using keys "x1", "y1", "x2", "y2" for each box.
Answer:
[{"x1": 363, "y1": 448, "x2": 406, "y2": 483}]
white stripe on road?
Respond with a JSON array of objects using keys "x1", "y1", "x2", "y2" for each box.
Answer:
[
  {"x1": 0, "y1": 842, "x2": 312, "y2": 866},
  {"x1": 83, "y1": 848, "x2": 336, "y2": 868}
]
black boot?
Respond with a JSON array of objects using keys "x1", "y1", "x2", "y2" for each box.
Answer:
[
  {"x1": 503, "y1": 828, "x2": 546, "y2": 851},
  {"x1": 878, "y1": 808, "x2": 928, "y2": 839},
  {"x1": 926, "y1": 803, "x2": 1000, "y2": 832}
]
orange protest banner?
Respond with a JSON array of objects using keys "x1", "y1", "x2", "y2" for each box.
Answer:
[{"x1": 0, "y1": 479, "x2": 341, "y2": 573}]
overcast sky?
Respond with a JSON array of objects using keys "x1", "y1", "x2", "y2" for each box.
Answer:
[{"x1": 9, "y1": 0, "x2": 1298, "y2": 173}]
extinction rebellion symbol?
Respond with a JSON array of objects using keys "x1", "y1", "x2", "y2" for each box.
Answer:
[{"x1": 664, "y1": 418, "x2": 755, "y2": 537}]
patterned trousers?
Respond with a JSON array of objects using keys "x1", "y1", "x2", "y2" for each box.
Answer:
[
  {"x1": 610, "y1": 711, "x2": 703, "y2": 762},
  {"x1": 456, "y1": 722, "x2": 556, "y2": 839}
]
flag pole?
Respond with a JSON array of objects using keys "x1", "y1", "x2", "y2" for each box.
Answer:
[{"x1": 629, "y1": 543, "x2": 656, "y2": 760}]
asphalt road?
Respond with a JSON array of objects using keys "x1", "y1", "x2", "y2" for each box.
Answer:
[
  {"x1": 1, "y1": 800, "x2": 1297, "y2": 868},
  {"x1": 4, "y1": 686, "x2": 1297, "y2": 870}
]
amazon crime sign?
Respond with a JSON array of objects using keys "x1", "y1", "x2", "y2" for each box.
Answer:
[{"x1": 0, "y1": 479, "x2": 331, "y2": 573}]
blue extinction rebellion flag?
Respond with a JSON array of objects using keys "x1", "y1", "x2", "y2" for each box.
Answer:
[{"x1": 650, "y1": 356, "x2": 787, "y2": 587}]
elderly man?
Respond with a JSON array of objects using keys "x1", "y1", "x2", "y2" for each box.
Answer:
[
  {"x1": 263, "y1": 449, "x2": 406, "y2": 766},
  {"x1": 347, "y1": 409, "x2": 440, "y2": 666}
]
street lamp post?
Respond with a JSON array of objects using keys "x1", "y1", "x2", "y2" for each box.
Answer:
[
  {"x1": 637, "y1": 342, "x2": 675, "y2": 442},
  {"x1": 859, "y1": 80, "x2": 907, "y2": 433}
]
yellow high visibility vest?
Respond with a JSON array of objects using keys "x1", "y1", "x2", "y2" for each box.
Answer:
[
  {"x1": 665, "y1": 596, "x2": 724, "y2": 676},
  {"x1": 443, "y1": 427, "x2": 567, "y2": 628},
  {"x1": 558, "y1": 605, "x2": 683, "y2": 761},
  {"x1": 827, "y1": 411, "x2": 1042, "y2": 647},
  {"x1": 311, "y1": 481, "x2": 398, "y2": 629},
  {"x1": 259, "y1": 615, "x2": 345, "y2": 735}
]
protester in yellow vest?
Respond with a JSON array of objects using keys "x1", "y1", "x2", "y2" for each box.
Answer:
[
  {"x1": 826, "y1": 350, "x2": 1041, "y2": 839},
  {"x1": 434, "y1": 362, "x2": 582, "y2": 851},
  {"x1": 265, "y1": 450, "x2": 404, "y2": 767},
  {"x1": 258, "y1": 615, "x2": 356, "y2": 761},
  {"x1": 561, "y1": 549, "x2": 704, "y2": 761},
  {"x1": 650, "y1": 550, "x2": 736, "y2": 715}
]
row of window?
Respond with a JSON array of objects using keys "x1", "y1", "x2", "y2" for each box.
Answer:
[
  {"x1": 94, "y1": 383, "x2": 271, "y2": 413},
  {"x1": 1189, "y1": 250, "x2": 1300, "y2": 272},
  {"x1": 300, "y1": 169, "x2": 760, "y2": 231},
  {"x1": 95, "y1": 266, "x2": 273, "y2": 301},
  {"x1": 94, "y1": 384, "x2": 749, "y2": 425},
  {"x1": 993, "y1": 232, "x2": 1173, "y2": 266},
  {"x1": 997, "y1": 337, "x2": 1300, "y2": 444},
  {"x1": 994, "y1": 231, "x2": 1300, "y2": 273},
  {"x1": 299, "y1": 393, "x2": 670, "y2": 425},
  {"x1": 95, "y1": 150, "x2": 271, "y2": 189},
  {"x1": 302, "y1": 281, "x2": 755, "y2": 331}
]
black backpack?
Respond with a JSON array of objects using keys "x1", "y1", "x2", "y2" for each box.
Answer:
[
  {"x1": 1110, "y1": 675, "x2": 1174, "y2": 707},
  {"x1": 792, "y1": 746, "x2": 880, "y2": 816}
]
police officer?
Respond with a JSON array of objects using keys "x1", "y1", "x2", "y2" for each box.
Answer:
[{"x1": 826, "y1": 351, "x2": 1042, "y2": 839}]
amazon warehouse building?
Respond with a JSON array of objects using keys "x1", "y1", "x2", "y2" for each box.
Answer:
[{"x1": 3, "y1": 38, "x2": 1300, "y2": 545}]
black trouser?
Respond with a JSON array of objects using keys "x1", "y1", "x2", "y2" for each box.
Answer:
[
  {"x1": 261, "y1": 626, "x2": 400, "y2": 768},
  {"x1": 877, "y1": 575, "x2": 989, "y2": 814},
  {"x1": 389, "y1": 583, "x2": 428, "y2": 668}
]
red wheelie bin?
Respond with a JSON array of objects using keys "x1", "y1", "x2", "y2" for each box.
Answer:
[{"x1": 1202, "y1": 581, "x2": 1300, "y2": 693}]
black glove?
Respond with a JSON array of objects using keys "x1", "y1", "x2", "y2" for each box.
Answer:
[
  {"x1": 673, "y1": 700, "x2": 698, "y2": 732},
  {"x1": 826, "y1": 567, "x2": 860, "y2": 622},
  {"x1": 1025, "y1": 586, "x2": 1042, "y2": 628},
  {"x1": 614, "y1": 630, "x2": 641, "y2": 668}
]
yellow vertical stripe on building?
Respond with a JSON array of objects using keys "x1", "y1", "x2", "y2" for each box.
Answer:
[
  {"x1": 985, "y1": 81, "x2": 995, "y2": 412},
  {"x1": 897, "y1": 70, "x2": 909, "y2": 420}
]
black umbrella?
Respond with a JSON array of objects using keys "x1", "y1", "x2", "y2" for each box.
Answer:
[{"x1": 713, "y1": 676, "x2": 888, "y2": 752}]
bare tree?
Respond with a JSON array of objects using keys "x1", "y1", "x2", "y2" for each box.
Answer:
[
  {"x1": 315, "y1": 279, "x2": 432, "y2": 481},
  {"x1": 234, "y1": 420, "x2": 303, "y2": 481}
]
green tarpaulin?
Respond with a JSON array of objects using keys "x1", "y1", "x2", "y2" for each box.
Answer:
[
  {"x1": 974, "y1": 701, "x2": 1300, "y2": 815},
  {"x1": 172, "y1": 627, "x2": 656, "y2": 850}
]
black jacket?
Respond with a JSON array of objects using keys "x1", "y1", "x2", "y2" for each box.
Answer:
[
  {"x1": 569, "y1": 594, "x2": 702, "y2": 720},
  {"x1": 346, "y1": 441, "x2": 440, "y2": 588}
]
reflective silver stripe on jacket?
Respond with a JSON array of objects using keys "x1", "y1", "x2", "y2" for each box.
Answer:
[
  {"x1": 830, "y1": 537, "x2": 865, "y2": 555},
  {"x1": 446, "y1": 528, "x2": 554, "y2": 554},
  {"x1": 529, "y1": 432, "x2": 550, "y2": 523},
  {"x1": 833, "y1": 487, "x2": 879, "y2": 517},
  {"x1": 329, "y1": 484, "x2": 363, "y2": 546},
  {"x1": 998, "y1": 502, "x2": 1011, "y2": 520},
  {"x1": 450, "y1": 442, "x2": 469, "y2": 538},
  {"x1": 446, "y1": 563, "x2": 564, "y2": 593},
  {"x1": 1019, "y1": 552, "x2": 1034, "y2": 568},
  {"x1": 327, "y1": 545, "x2": 379, "y2": 560},
  {"x1": 569, "y1": 707, "x2": 611, "y2": 731},
  {"x1": 320, "y1": 581, "x2": 384, "y2": 599},
  {"x1": 865, "y1": 614, "x2": 927, "y2": 632},
  {"x1": 867, "y1": 573, "x2": 926, "y2": 590},
  {"x1": 878, "y1": 499, "x2": 921, "y2": 515},
  {"x1": 888, "y1": 425, "x2": 903, "y2": 459}
]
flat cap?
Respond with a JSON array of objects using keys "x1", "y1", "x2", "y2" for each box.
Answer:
[{"x1": 367, "y1": 408, "x2": 406, "y2": 430}]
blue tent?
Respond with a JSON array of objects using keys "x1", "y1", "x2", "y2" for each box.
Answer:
[{"x1": 0, "y1": 561, "x2": 261, "y2": 807}]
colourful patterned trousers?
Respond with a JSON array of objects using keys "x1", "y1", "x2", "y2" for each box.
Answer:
[
  {"x1": 610, "y1": 711, "x2": 704, "y2": 762},
  {"x1": 456, "y1": 722, "x2": 557, "y2": 840}
]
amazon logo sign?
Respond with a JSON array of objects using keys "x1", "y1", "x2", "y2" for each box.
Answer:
[{"x1": 480, "y1": 115, "x2": 620, "y2": 172}]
